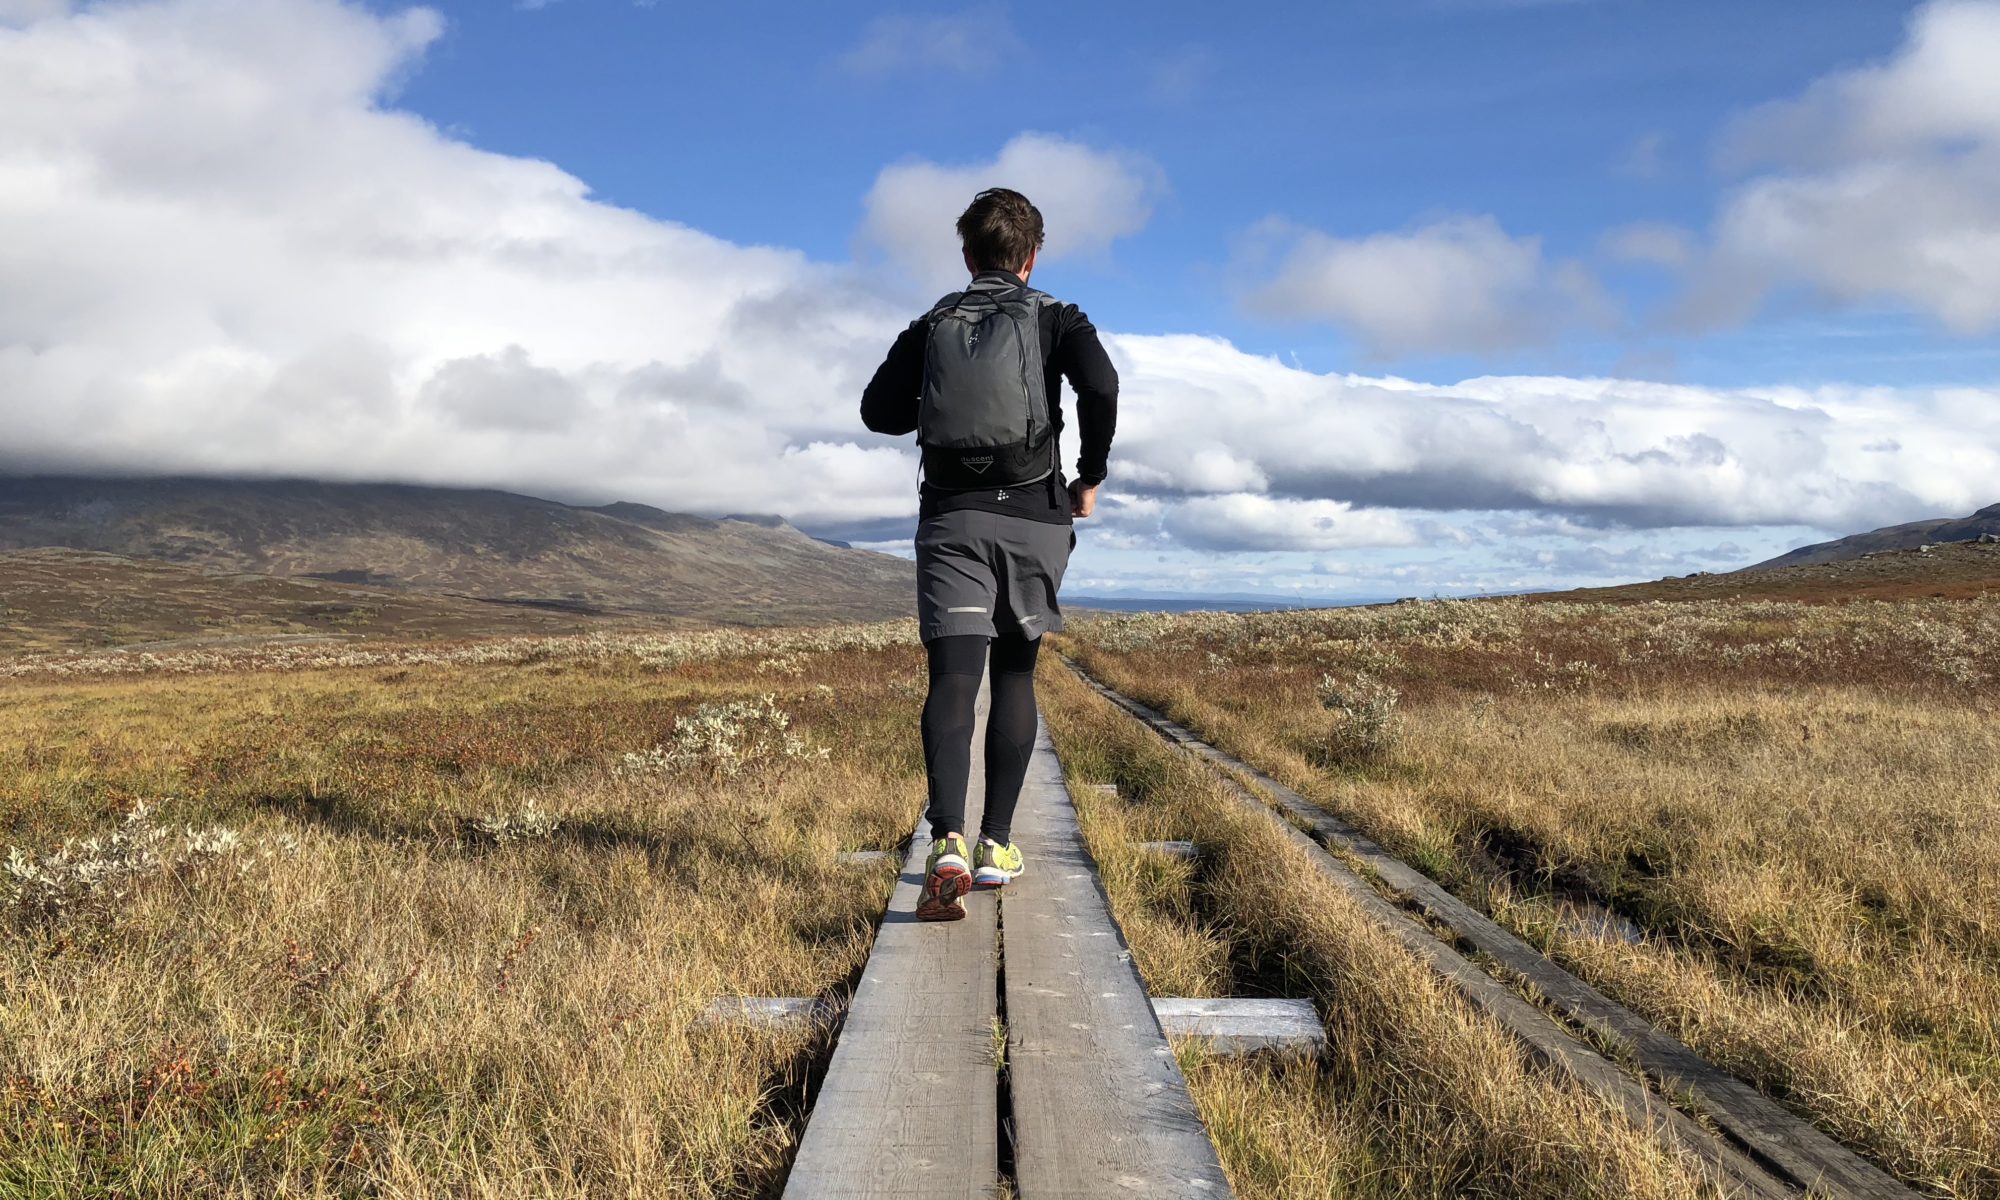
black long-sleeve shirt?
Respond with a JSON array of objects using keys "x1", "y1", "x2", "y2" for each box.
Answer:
[{"x1": 861, "y1": 270, "x2": 1119, "y2": 525}]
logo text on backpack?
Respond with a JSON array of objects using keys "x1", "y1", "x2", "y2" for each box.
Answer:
[{"x1": 962, "y1": 454, "x2": 995, "y2": 474}]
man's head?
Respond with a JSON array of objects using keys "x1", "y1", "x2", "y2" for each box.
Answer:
[{"x1": 957, "y1": 187, "x2": 1043, "y2": 280}]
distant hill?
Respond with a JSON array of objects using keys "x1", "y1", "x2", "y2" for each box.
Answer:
[
  {"x1": 0, "y1": 477, "x2": 913, "y2": 626},
  {"x1": 0, "y1": 548, "x2": 646, "y2": 655},
  {"x1": 1745, "y1": 503, "x2": 2000, "y2": 570},
  {"x1": 1530, "y1": 539, "x2": 2000, "y2": 605},
  {"x1": 1068, "y1": 593, "x2": 1387, "y2": 613}
]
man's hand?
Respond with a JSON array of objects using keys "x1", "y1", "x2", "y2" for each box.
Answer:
[{"x1": 1068, "y1": 480, "x2": 1100, "y2": 519}]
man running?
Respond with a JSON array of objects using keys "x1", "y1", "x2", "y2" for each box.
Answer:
[{"x1": 861, "y1": 187, "x2": 1119, "y2": 921}]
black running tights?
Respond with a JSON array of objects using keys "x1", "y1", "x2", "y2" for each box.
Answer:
[{"x1": 921, "y1": 633, "x2": 1041, "y2": 845}]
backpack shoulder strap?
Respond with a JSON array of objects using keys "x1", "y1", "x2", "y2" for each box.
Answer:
[{"x1": 925, "y1": 291, "x2": 967, "y2": 320}]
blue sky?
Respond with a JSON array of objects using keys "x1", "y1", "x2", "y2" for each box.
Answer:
[
  {"x1": 390, "y1": 1, "x2": 1965, "y2": 387},
  {"x1": 5, "y1": 0, "x2": 1999, "y2": 601}
]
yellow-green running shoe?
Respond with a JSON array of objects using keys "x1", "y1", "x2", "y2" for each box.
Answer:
[
  {"x1": 973, "y1": 838, "x2": 1024, "y2": 889},
  {"x1": 916, "y1": 834, "x2": 971, "y2": 921}
]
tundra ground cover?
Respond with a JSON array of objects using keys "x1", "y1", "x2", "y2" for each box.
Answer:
[
  {"x1": 9, "y1": 594, "x2": 1995, "y2": 1197},
  {"x1": 1039, "y1": 663, "x2": 1730, "y2": 1200},
  {"x1": 1062, "y1": 595, "x2": 2000, "y2": 1198},
  {"x1": 0, "y1": 626, "x2": 922, "y2": 1198}
]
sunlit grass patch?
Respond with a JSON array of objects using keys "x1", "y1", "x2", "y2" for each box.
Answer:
[{"x1": 0, "y1": 637, "x2": 926, "y2": 1197}]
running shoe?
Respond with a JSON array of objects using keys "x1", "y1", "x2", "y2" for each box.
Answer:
[
  {"x1": 916, "y1": 834, "x2": 972, "y2": 922},
  {"x1": 972, "y1": 838, "x2": 1024, "y2": 890}
]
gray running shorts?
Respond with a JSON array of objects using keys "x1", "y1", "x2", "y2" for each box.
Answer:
[{"x1": 915, "y1": 509, "x2": 1075, "y2": 642}]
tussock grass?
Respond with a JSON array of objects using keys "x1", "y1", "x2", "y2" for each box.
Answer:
[
  {"x1": 0, "y1": 640, "x2": 925, "y2": 1197},
  {"x1": 1040, "y1": 665, "x2": 1732, "y2": 1200},
  {"x1": 1065, "y1": 595, "x2": 2000, "y2": 1198}
]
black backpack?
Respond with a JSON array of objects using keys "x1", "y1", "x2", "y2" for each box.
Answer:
[{"x1": 917, "y1": 277, "x2": 1055, "y2": 491}]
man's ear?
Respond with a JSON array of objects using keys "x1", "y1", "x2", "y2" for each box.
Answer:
[
  {"x1": 963, "y1": 248, "x2": 979, "y2": 276},
  {"x1": 1019, "y1": 248, "x2": 1038, "y2": 278}
]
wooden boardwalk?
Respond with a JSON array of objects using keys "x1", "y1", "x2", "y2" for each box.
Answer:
[
  {"x1": 783, "y1": 680, "x2": 1233, "y2": 1199},
  {"x1": 1002, "y1": 719, "x2": 1233, "y2": 1198},
  {"x1": 782, "y1": 682, "x2": 1001, "y2": 1200},
  {"x1": 1068, "y1": 659, "x2": 1919, "y2": 1200}
]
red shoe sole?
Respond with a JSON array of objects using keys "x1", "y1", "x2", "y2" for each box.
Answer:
[{"x1": 916, "y1": 865, "x2": 971, "y2": 921}]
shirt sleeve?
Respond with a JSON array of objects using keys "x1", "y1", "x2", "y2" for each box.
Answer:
[
  {"x1": 860, "y1": 320, "x2": 927, "y2": 436},
  {"x1": 1053, "y1": 306, "x2": 1119, "y2": 485}
]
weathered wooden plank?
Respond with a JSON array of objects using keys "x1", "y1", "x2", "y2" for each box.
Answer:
[
  {"x1": 782, "y1": 681, "x2": 999, "y2": 1200},
  {"x1": 1207, "y1": 760, "x2": 1905, "y2": 1194},
  {"x1": 1066, "y1": 663, "x2": 1811, "y2": 1200},
  {"x1": 1152, "y1": 997, "x2": 1326, "y2": 1057},
  {"x1": 1002, "y1": 718, "x2": 1233, "y2": 1199}
]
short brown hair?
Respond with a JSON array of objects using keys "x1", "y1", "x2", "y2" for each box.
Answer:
[{"x1": 956, "y1": 188, "x2": 1044, "y2": 272}]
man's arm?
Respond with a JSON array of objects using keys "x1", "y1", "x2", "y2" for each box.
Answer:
[
  {"x1": 1053, "y1": 307, "x2": 1119, "y2": 488},
  {"x1": 860, "y1": 321, "x2": 926, "y2": 435}
]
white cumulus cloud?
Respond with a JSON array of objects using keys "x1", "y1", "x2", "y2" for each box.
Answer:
[
  {"x1": 857, "y1": 133, "x2": 1161, "y2": 290},
  {"x1": 1165, "y1": 496, "x2": 1422, "y2": 552},
  {"x1": 0, "y1": 0, "x2": 916, "y2": 528},
  {"x1": 1102, "y1": 333, "x2": 2000, "y2": 533},
  {"x1": 1240, "y1": 215, "x2": 1608, "y2": 358},
  {"x1": 0, "y1": 0, "x2": 67, "y2": 23},
  {"x1": 1685, "y1": 0, "x2": 2000, "y2": 332}
]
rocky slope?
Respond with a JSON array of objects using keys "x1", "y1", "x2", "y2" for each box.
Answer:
[{"x1": 1746, "y1": 503, "x2": 2000, "y2": 570}]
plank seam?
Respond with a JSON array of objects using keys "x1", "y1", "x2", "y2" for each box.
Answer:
[
  {"x1": 779, "y1": 679, "x2": 1000, "y2": 1199},
  {"x1": 1001, "y1": 714, "x2": 1236, "y2": 1197}
]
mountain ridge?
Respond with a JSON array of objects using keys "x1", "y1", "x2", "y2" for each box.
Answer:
[
  {"x1": 0, "y1": 475, "x2": 913, "y2": 626},
  {"x1": 1745, "y1": 503, "x2": 2000, "y2": 570}
]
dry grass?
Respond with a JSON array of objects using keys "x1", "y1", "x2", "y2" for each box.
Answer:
[
  {"x1": 12, "y1": 591, "x2": 1994, "y2": 1196},
  {"x1": 1063, "y1": 595, "x2": 2000, "y2": 1198},
  {"x1": 0, "y1": 631, "x2": 925, "y2": 1198},
  {"x1": 1039, "y1": 664, "x2": 1732, "y2": 1200}
]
